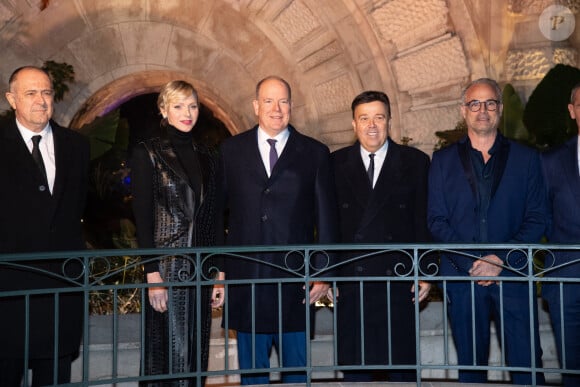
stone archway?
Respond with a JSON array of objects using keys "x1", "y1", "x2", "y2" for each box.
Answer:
[{"x1": 68, "y1": 70, "x2": 242, "y2": 137}]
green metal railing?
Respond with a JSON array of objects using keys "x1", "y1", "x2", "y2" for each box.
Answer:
[{"x1": 0, "y1": 243, "x2": 578, "y2": 386}]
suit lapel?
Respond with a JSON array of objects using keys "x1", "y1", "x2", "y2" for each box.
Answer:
[
  {"x1": 457, "y1": 137, "x2": 477, "y2": 197},
  {"x1": 50, "y1": 123, "x2": 69, "y2": 208},
  {"x1": 490, "y1": 134, "x2": 510, "y2": 198},
  {"x1": 341, "y1": 144, "x2": 371, "y2": 210},
  {"x1": 358, "y1": 141, "x2": 402, "y2": 229},
  {"x1": 245, "y1": 126, "x2": 270, "y2": 182},
  {"x1": 5, "y1": 120, "x2": 55, "y2": 194},
  {"x1": 372, "y1": 140, "x2": 402, "y2": 197},
  {"x1": 268, "y1": 126, "x2": 299, "y2": 181}
]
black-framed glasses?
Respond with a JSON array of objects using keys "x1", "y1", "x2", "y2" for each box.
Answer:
[{"x1": 464, "y1": 99, "x2": 500, "y2": 112}]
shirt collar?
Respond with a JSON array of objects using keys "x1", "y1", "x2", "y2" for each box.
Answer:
[
  {"x1": 466, "y1": 133, "x2": 501, "y2": 156},
  {"x1": 15, "y1": 119, "x2": 51, "y2": 143},
  {"x1": 257, "y1": 126, "x2": 290, "y2": 143},
  {"x1": 359, "y1": 138, "x2": 389, "y2": 159}
]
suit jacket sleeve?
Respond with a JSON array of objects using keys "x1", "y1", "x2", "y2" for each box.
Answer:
[
  {"x1": 414, "y1": 151, "x2": 431, "y2": 243},
  {"x1": 507, "y1": 150, "x2": 548, "y2": 243},
  {"x1": 427, "y1": 150, "x2": 461, "y2": 243},
  {"x1": 540, "y1": 151, "x2": 555, "y2": 241},
  {"x1": 313, "y1": 147, "x2": 339, "y2": 275}
]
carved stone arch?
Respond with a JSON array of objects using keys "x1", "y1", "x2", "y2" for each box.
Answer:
[{"x1": 68, "y1": 70, "x2": 244, "y2": 136}]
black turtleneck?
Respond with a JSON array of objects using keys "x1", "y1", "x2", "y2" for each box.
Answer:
[{"x1": 167, "y1": 125, "x2": 202, "y2": 203}]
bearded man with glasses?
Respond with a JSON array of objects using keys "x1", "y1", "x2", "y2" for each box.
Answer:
[{"x1": 427, "y1": 78, "x2": 548, "y2": 384}]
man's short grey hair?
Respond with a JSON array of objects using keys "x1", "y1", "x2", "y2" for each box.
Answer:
[
  {"x1": 255, "y1": 76, "x2": 291, "y2": 100},
  {"x1": 461, "y1": 78, "x2": 503, "y2": 104}
]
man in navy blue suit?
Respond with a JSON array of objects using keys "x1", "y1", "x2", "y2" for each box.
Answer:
[
  {"x1": 217, "y1": 76, "x2": 337, "y2": 385},
  {"x1": 540, "y1": 82, "x2": 580, "y2": 386},
  {"x1": 330, "y1": 91, "x2": 431, "y2": 382},
  {"x1": 428, "y1": 78, "x2": 548, "y2": 384}
]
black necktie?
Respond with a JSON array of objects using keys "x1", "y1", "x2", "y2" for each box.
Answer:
[
  {"x1": 267, "y1": 139, "x2": 278, "y2": 173},
  {"x1": 31, "y1": 135, "x2": 48, "y2": 183},
  {"x1": 367, "y1": 153, "x2": 375, "y2": 186}
]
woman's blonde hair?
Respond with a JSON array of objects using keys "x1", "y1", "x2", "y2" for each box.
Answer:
[{"x1": 157, "y1": 80, "x2": 198, "y2": 113}]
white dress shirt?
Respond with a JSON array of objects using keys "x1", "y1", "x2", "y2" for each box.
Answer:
[
  {"x1": 17, "y1": 120, "x2": 55, "y2": 193},
  {"x1": 257, "y1": 127, "x2": 290, "y2": 177},
  {"x1": 360, "y1": 139, "x2": 389, "y2": 188}
]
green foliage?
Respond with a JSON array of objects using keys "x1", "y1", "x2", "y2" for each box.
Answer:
[
  {"x1": 500, "y1": 83, "x2": 530, "y2": 145},
  {"x1": 0, "y1": 60, "x2": 75, "y2": 118},
  {"x1": 89, "y1": 249, "x2": 142, "y2": 315},
  {"x1": 523, "y1": 64, "x2": 580, "y2": 148},
  {"x1": 77, "y1": 109, "x2": 126, "y2": 160},
  {"x1": 79, "y1": 108, "x2": 138, "y2": 315},
  {"x1": 42, "y1": 60, "x2": 75, "y2": 103}
]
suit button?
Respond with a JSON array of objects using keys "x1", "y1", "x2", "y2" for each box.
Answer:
[
  {"x1": 342, "y1": 203, "x2": 349, "y2": 209},
  {"x1": 355, "y1": 266, "x2": 364, "y2": 273},
  {"x1": 39, "y1": 185, "x2": 47, "y2": 192},
  {"x1": 261, "y1": 215, "x2": 268, "y2": 222},
  {"x1": 264, "y1": 188, "x2": 270, "y2": 194}
]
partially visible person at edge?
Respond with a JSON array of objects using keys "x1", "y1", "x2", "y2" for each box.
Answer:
[
  {"x1": 216, "y1": 75, "x2": 338, "y2": 385},
  {"x1": 540, "y1": 81, "x2": 580, "y2": 387},
  {"x1": 0, "y1": 66, "x2": 90, "y2": 386},
  {"x1": 131, "y1": 80, "x2": 224, "y2": 386},
  {"x1": 427, "y1": 78, "x2": 547, "y2": 384},
  {"x1": 328, "y1": 90, "x2": 432, "y2": 382}
]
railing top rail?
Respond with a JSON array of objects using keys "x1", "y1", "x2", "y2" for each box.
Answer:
[{"x1": 1, "y1": 242, "x2": 578, "y2": 261}]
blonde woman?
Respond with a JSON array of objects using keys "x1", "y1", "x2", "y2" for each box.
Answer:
[{"x1": 132, "y1": 80, "x2": 223, "y2": 386}]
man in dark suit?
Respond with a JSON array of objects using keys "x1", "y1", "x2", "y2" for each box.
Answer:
[
  {"x1": 217, "y1": 76, "x2": 337, "y2": 385},
  {"x1": 0, "y1": 66, "x2": 89, "y2": 386},
  {"x1": 428, "y1": 78, "x2": 547, "y2": 384},
  {"x1": 540, "y1": 82, "x2": 580, "y2": 386},
  {"x1": 329, "y1": 90, "x2": 431, "y2": 382}
]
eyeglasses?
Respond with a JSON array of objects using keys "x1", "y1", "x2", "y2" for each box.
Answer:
[{"x1": 464, "y1": 99, "x2": 500, "y2": 112}]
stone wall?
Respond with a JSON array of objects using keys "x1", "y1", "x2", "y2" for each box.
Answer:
[{"x1": 0, "y1": 0, "x2": 577, "y2": 155}]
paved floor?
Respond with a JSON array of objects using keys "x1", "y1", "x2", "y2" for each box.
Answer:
[{"x1": 71, "y1": 304, "x2": 560, "y2": 386}]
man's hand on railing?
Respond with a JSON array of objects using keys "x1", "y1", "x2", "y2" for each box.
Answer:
[
  {"x1": 326, "y1": 286, "x2": 338, "y2": 302},
  {"x1": 146, "y1": 272, "x2": 168, "y2": 313},
  {"x1": 211, "y1": 271, "x2": 225, "y2": 308},
  {"x1": 411, "y1": 281, "x2": 431, "y2": 303},
  {"x1": 304, "y1": 281, "x2": 329, "y2": 304},
  {"x1": 469, "y1": 254, "x2": 503, "y2": 286}
]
